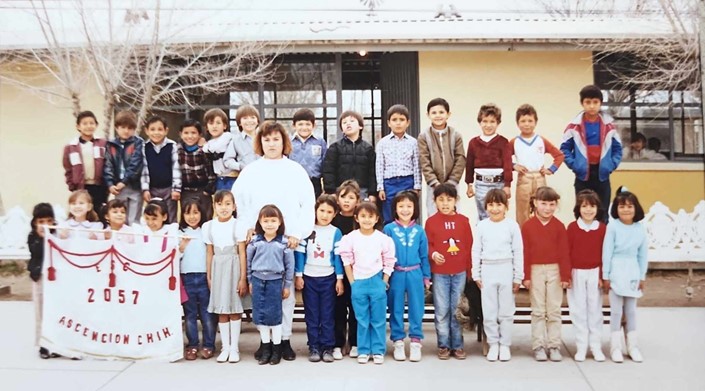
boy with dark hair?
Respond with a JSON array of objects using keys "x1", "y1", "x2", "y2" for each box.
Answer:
[
  {"x1": 177, "y1": 119, "x2": 216, "y2": 220},
  {"x1": 509, "y1": 104, "x2": 564, "y2": 226},
  {"x1": 560, "y1": 85, "x2": 622, "y2": 220},
  {"x1": 289, "y1": 108, "x2": 327, "y2": 198},
  {"x1": 104, "y1": 110, "x2": 144, "y2": 225},
  {"x1": 465, "y1": 104, "x2": 513, "y2": 221},
  {"x1": 375, "y1": 104, "x2": 421, "y2": 224},
  {"x1": 322, "y1": 111, "x2": 377, "y2": 201},
  {"x1": 418, "y1": 98, "x2": 466, "y2": 216},
  {"x1": 141, "y1": 115, "x2": 181, "y2": 223},
  {"x1": 63, "y1": 110, "x2": 108, "y2": 214}
]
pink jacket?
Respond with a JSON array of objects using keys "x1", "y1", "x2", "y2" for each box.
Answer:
[
  {"x1": 338, "y1": 229, "x2": 396, "y2": 280},
  {"x1": 62, "y1": 137, "x2": 107, "y2": 191}
]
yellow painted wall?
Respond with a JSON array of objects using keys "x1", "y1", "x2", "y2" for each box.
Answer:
[
  {"x1": 0, "y1": 70, "x2": 104, "y2": 214},
  {"x1": 418, "y1": 50, "x2": 595, "y2": 223},
  {"x1": 611, "y1": 169, "x2": 705, "y2": 213}
]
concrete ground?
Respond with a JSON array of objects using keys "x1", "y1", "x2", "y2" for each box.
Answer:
[{"x1": 1, "y1": 301, "x2": 704, "y2": 391}]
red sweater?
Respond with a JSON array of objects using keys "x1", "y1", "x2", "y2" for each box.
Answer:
[
  {"x1": 464, "y1": 135, "x2": 513, "y2": 185},
  {"x1": 566, "y1": 221, "x2": 606, "y2": 270},
  {"x1": 521, "y1": 216, "x2": 570, "y2": 282},
  {"x1": 425, "y1": 212, "x2": 473, "y2": 276}
]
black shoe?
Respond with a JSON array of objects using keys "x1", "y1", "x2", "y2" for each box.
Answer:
[
  {"x1": 282, "y1": 339, "x2": 296, "y2": 361},
  {"x1": 270, "y1": 343, "x2": 282, "y2": 365},
  {"x1": 258, "y1": 343, "x2": 272, "y2": 365},
  {"x1": 39, "y1": 347, "x2": 51, "y2": 359},
  {"x1": 308, "y1": 348, "x2": 321, "y2": 362},
  {"x1": 254, "y1": 341, "x2": 265, "y2": 360}
]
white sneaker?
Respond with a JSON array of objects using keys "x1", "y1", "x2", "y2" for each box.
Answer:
[
  {"x1": 357, "y1": 354, "x2": 370, "y2": 364},
  {"x1": 228, "y1": 350, "x2": 240, "y2": 363},
  {"x1": 533, "y1": 347, "x2": 548, "y2": 361},
  {"x1": 216, "y1": 349, "x2": 229, "y2": 363},
  {"x1": 627, "y1": 331, "x2": 644, "y2": 363},
  {"x1": 332, "y1": 347, "x2": 343, "y2": 360},
  {"x1": 498, "y1": 345, "x2": 511, "y2": 361},
  {"x1": 486, "y1": 343, "x2": 499, "y2": 361},
  {"x1": 610, "y1": 331, "x2": 624, "y2": 363},
  {"x1": 548, "y1": 347, "x2": 563, "y2": 362},
  {"x1": 349, "y1": 346, "x2": 359, "y2": 358},
  {"x1": 373, "y1": 354, "x2": 384, "y2": 364},
  {"x1": 393, "y1": 340, "x2": 406, "y2": 361},
  {"x1": 611, "y1": 348, "x2": 624, "y2": 363},
  {"x1": 591, "y1": 346, "x2": 606, "y2": 362},
  {"x1": 574, "y1": 347, "x2": 587, "y2": 362},
  {"x1": 409, "y1": 342, "x2": 422, "y2": 362}
]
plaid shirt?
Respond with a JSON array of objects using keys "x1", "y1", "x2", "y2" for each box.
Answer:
[
  {"x1": 141, "y1": 138, "x2": 181, "y2": 192},
  {"x1": 177, "y1": 143, "x2": 217, "y2": 194},
  {"x1": 375, "y1": 132, "x2": 421, "y2": 191}
]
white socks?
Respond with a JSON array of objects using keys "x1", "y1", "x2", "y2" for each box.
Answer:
[
  {"x1": 229, "y1": 320, "x2": 241, "y2": 363},
  {"x1": 258, "y1": 325, "x2": 283, "y2": 344},
  {"x1": 217, "y1": 322, "x2": 230, "y2": 363}
]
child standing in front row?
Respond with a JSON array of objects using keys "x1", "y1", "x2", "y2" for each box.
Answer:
[
  {"x1": 103, "y1": 199, "x2": 135, "y2": 243},
  {"x1": 425, "y1": 183, "x2": 473, "y2": 360},
  {"x1": 331, "y1": 179, "x2": 361, "y2": 359},
  {"x1": 58, "y1": 190, "x2": 103, "y2": 240},
  {"x1": 521, "y1": 186, "x2": 570, "y2": 362},
  {"x1": 603, "y1": 187, "x2": 648, "y2": 363},
  {"x1": 472, "y1": 189, "x2": 523, "y2": 362},
  {"x1": 179, "y1": 200, "x2": 216, "y2": 361},
  {"x1": 465, "y1": 104, "x2": 513, "y2": 221},
  {"x1": 567, "y1": 190, "x2": 607, "y2": 362},
  {"x1": 247, "y1": 205, "x2": 295, "y2": 365},
  {"x1": 383, "y1": 191, "x2": 430, "y2": 362},
  {"x1": 339, "y1": 202, "x2": 396, "y2": 364},
  {"x1": 509, "y1": 104, "x2": 564, "y2": 226},
  {"x1": 28, "y1": 203, "x2": 56, "y2": 359},
  {"x1": 205, "y1": 190, "x2": 247, "y2": 363},
  {"x1": 295, "y1": 195, "x2": 344, "y2": 363}
]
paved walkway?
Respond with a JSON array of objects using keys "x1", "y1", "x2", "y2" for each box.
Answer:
[{"x1": 2, "y1": 302, "x2": 704, "y2": 391}]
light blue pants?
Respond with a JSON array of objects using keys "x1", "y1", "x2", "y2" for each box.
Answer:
[
  {"x1": 351, "y1": 272, "x2": 388, "y2": 355},
  {"x1": 474, "y1": 180, "x2": 505, "y2": 221},
  {"x1": 388, "y1": 267, "x2": 425, "y2": 341},
  {"x1": 432, "y1": 272, "x2": 466, "y2": 350}
]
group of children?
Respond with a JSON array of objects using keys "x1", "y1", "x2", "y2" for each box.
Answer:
[{"x1": 29, "y1": 83, "x2": 648, "y2": 364}]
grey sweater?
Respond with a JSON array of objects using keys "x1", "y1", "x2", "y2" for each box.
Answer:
[{"x1": 246, "y1": 234, "x2": 294, "y2": 288}]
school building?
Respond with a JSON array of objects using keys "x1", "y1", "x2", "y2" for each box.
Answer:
[{"x1": 0, "y1": 2, "x2": 703, "y2": 260}]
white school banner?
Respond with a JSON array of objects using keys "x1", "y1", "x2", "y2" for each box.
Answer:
[{"x1": 40, "y1": 229, "x2": 183, "y2": 361}]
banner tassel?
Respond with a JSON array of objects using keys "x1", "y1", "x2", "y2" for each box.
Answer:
[
  {"x1": 168, "y1": 276, "x2": 176, "y2": 291},
  {"x1": 109, "y1": 272, "x2": 116, "y2": 287},
  {"x1": 47, "y1": 266, "x2": 56, "y2": 281}
]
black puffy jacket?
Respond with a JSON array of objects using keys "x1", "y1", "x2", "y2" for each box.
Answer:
[
  {"x1": 322, "y1": 137, "x2": 377, "y2": 196},
  {"x1": 27, "y1": 231, "x2": 44, "y2": 282}
]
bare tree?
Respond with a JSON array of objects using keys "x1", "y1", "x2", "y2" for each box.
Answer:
[
  {"x1": 539, "y1": 0, "x2": 700, "y2": 93},
  {"x1": 0, "y1": 0, "x2": 89, "y2": 116}
]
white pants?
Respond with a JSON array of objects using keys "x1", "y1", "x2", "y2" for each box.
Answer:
[
  {"x1": 480, "y1": 262, "x2": 515, "y2": 346},
  {"x1": 33, "y1": 280, "x2": 43, "y2": 347},
  {"x1": 567, "y1": 267, "x2": 603, "y2": 349},
  {"x1": 281, "y1": 289, "x2": 296, "y2": 339}
]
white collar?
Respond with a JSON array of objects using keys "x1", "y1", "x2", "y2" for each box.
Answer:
[
  {"x1": 577, "y1": 218, "x2": 599, "y2": 232},
  {"x1": 480, "y1": 133, "x2": 498, "y2": 142}
]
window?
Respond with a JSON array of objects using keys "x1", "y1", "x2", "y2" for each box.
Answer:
[{"x1": 600, "y1": 89, "x2": 703, "y2": 161}]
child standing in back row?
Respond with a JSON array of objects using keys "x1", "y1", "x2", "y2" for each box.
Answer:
[
  {"x1": 383, "y1": 191, "x2": 430, "y2": 362},
  {"x1": 465, "y1": 104, "x2": 513, "y2": 221},
  {"x1": 603, "y1": 187, "x2": 648, "y2": 363},
  {"x1": 202, "y1": 108, "x2": 237, "y2": 191},
  {"x1": 339, "y1": 202, "x2": 396, "y2": 364},
  {"x1": 375, "y1": 105, "x2": 421, "y2": 224},
  {"x1": 567, "y1": 190, "x2": 607, "y2": 362},
  {"x1": 141, "y1": 116, "x2": 181, "y2": 223},
  {"x1": 509, "y1": 104, "x2": 564, "y2": 226},
  {"x1": 472, "y1": 189, "x2": 523, "y2": 362},
  {"x1": 418, "y1": 98, "x2": 466, "y2": 215},
  {"x1": 521, "y1": 186, "x2": 570, "y2": 362},
  {"x1": 289, "y1": 108, "x2": 328, "y2": 199}
]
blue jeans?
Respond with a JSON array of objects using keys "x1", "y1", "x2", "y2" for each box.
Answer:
[
  {"x1": 432, "y1": 272, "x2": 466, "y2": 350},
  {"x1": 388, "y1": 267, "x2": 424, "y2": 341},
  {"x1": 381, "y1": 175, "x2": 415, "y2": 224},
  {"x1": 182, "y1": 273, "x2": 216, "y2": 349},
  {"x1": 474, "y1": 180, "x2": 504, "y2": 221},
  {"x1": 216, "y1": 176, "x2": 236, "y2": 192},
  {"x1": 351, "y1": 272, "x2": 388, "y2": 355},
  {"x1": 302, "y1": 274, "x2": 337, "y2": 350}
]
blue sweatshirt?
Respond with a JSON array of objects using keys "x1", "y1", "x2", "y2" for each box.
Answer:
[
  {"x1": 383, "y1": 221, "x2": 431, "y2": 280},
  {"x1": 246, "y1": 234, "x2": 295, "y2": 288}
]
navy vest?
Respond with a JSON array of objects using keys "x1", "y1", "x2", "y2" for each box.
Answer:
[{"x1": 145, "y1": 142, "x2": 173, "y2": 189}]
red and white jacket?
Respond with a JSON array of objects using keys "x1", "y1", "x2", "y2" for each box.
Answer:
[{"x1": 62, "y1": 136, "x2": 107, "y2": 191}]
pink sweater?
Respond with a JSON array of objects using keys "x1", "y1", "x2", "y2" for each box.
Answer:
[{"x1": 338, "y1": 230, "x2": 396, "y2": 280}]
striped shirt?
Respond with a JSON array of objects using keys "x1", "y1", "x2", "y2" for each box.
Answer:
[{"x1": 375, "y1": 133, "x2": 421, "y2": 191}]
